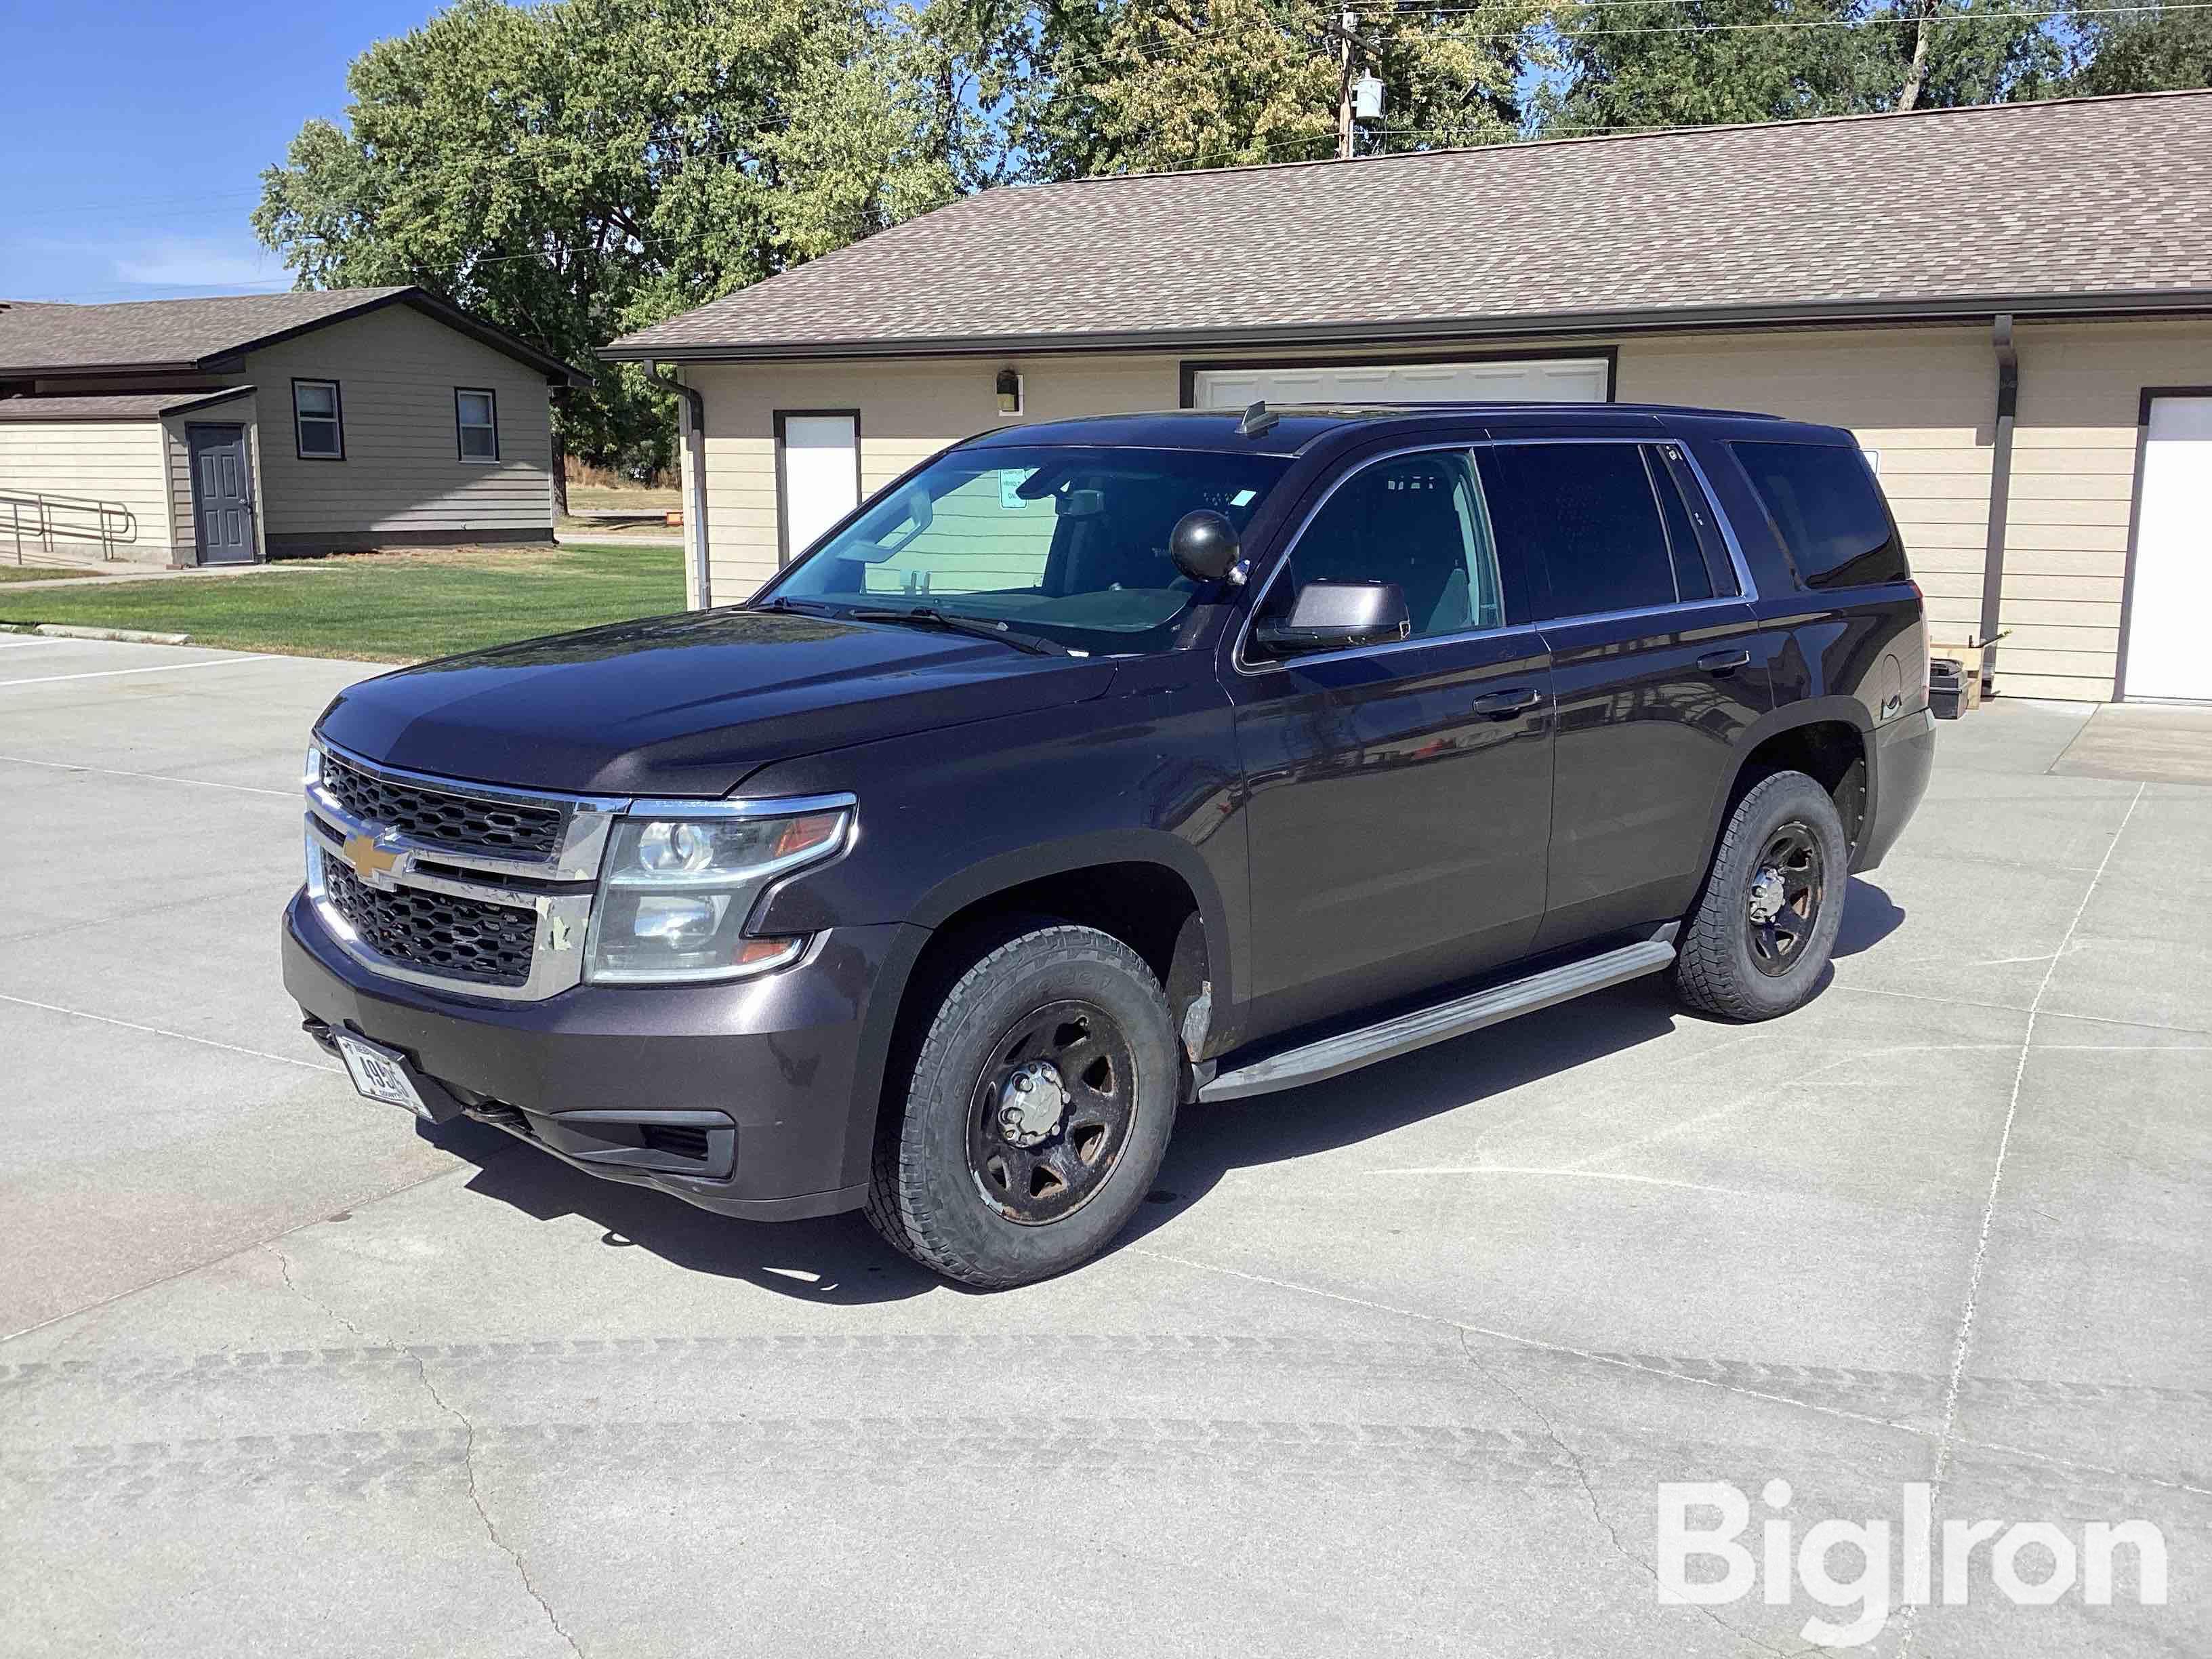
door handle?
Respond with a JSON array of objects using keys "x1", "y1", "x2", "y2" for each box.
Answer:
[
  {"x1": 1697, "y1": 649, "x2": 1751, "y2": 674},
  {"x1": 1469, "y1": 687, "x2": 1540, "y2": 718}
]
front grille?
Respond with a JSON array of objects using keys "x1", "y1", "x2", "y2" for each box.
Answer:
[
  {"x1": 321, "y1": 852, "x2": 537, "y2": 987},
  {"x1": 320, "y1": 751, "x2": 562, "y2": 860}
]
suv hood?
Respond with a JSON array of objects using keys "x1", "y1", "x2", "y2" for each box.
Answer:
[{"x1": 315, "y1": 609, "x2": 1118, "y2": 797}]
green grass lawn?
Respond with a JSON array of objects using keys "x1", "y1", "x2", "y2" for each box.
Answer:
[
  {"x1": 0, "y1": 564, "x2": 103, "y2": 583},
  {"x1": 0, "y1": 543, "x2": 684, "y2": 663}
]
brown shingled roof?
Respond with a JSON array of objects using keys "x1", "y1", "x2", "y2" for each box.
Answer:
[
  {"x1": 0, "y1": 388, "x2": 253, "y2": 422},
  {"x1": 605, "y1": 91, "x2": 2212, "y2": 362},
  {"x1": 0, "y1": 287, "x2": 590, "y2": 384}
]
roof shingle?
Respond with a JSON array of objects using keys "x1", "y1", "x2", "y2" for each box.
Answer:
[
  {"x1": 0, "y1": 388, "x2": 254, "y2": 422},
  {"x1": 0, "y1": 287, "x2": 589, "y2": 383},
  {"x1": 607, "y1": 91, "x2": 2212, "y2": 360},
  {"x1": 0, "y1": 289, "x2": 411, "y2": 373}
]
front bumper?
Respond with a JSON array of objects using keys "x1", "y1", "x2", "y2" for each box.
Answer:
[
  {"x1": 283, "y1": 890, "x2": 918, "y2": 1221},
  {"x1": 1857, "y1": 706, "x2": 1936, "y2": 873}
]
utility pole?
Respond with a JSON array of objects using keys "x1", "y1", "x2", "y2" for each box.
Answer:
[{"x1": 1336, "y1": 8, "x2": 1356, "y2": 161}]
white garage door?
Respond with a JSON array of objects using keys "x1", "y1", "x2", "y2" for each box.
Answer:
[
  {"x1": 2123, "y1": 396, "x2": 2212, "y2": 703},
  {"x1": 1191, "y1": 356, "x2": 1611, "y2": 409}
]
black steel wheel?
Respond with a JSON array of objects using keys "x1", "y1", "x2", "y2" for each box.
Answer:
[
  {"x1": 965, "y1": 1000, "x2": 1136, "y2": 1225},
  {"x1": 1744, "y1": 821, "x2": 1826, "y2": 978},
  {"x1": 1675, "y1": 769, "x2": 1849, "y2": 1021},
  {"x1": 866, "y1": 922, "x2": 1179, "y2": 1288}
]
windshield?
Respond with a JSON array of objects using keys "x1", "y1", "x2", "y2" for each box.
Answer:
[{"x1": 763, "y1": 444, "x2": 1290, "y2": 655}]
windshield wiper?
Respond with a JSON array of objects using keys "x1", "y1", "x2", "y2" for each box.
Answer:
[
  {"x1": 846, "y1": 606, "x2": 1069, "y2": 657},
  {"x1": 754, "y1": 595, "x2": 835, "y2": 615}
]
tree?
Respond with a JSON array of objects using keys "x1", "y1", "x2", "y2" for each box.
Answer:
[
  {"x1": 1537, "y1": 0, "x2": 2064, "y2": 135},
  {"x1": 2070, "y1": 1, "x2": 2212, "y2": 92},
  {"x1": 1031, "y1": 0, "x2": 1536, "y2": 177},
  {"x1": 255, "y1": 0, "x2": 953, "y2": 494}
]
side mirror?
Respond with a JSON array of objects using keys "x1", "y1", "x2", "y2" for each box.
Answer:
[
  {"x1": 1252, "y1": 581, "x2": 1411, "y2": 657},
  {"x1": 1168, "y1": 509, "x2": 1242, "y2": 583}
]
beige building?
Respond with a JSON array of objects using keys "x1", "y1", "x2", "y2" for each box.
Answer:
[
  {"x1": 0, "y1": 287, "x2": 585, "y2": 567},
  {"x1": 609, "y1": 91, "x2": 2212, "y2": 705}
]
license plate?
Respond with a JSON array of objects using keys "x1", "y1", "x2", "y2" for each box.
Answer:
[{"x1": 333, "y1": 1031, "x2": 431, "y2": 1120}]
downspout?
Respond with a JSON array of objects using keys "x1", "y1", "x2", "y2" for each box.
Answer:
[
  {"x1": 642, "y1": 362, "x2": 710, "y2": 611},
  {"x1": 1978, "y1": 314, "x2": 2019, "y2": 692}
]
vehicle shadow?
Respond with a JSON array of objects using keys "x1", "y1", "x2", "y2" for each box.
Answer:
[
  {"x1": 1833, "y1": 876, "x2": 1906, "y2": 959},
  {"x1": 417, "y1": 1115, "x2": 943, "y2": 1305},
  {"x1": 1113, "y1": 977, "x2": 1683, "y2": 1255},
  {"x1": 424, "y1": 880, "x2": 1902, "y2": 1300}
]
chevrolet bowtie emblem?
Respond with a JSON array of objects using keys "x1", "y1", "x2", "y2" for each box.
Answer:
[{"x1": 343, "y1": 833, "x2": 403, "y2": 886}]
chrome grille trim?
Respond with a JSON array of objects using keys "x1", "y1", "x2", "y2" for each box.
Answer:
[
  {"x1": 308, "y1": 738, "x2": 628, "y2": 883},
  {"x1": 304, "y1": 739, "x2": 628, "y2": 1002}
]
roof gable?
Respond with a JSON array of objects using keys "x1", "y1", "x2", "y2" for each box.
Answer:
[
  {"x1": 0, "y1": 287, "x2": 589, "y2": 384},
  {"x1": 607, "y1": 91, "x2": 2212, "y2": 361}
]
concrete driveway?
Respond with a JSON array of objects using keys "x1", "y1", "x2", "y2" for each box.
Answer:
[{"x1": 3, "y1": 636, "x2": 2206, "y2": 1658}]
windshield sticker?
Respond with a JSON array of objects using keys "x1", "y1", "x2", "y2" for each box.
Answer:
[
  {"x1": 1000, "y1": 470, "x2": 1030, "y2": 510},
  {"x1": 1230, "y1": 489, "x2": 1256, "y2": 506}
]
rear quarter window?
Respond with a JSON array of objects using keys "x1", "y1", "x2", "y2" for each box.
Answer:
[{"x1": 1732, "y1": 440, "x2": 1908, "y2": 590}]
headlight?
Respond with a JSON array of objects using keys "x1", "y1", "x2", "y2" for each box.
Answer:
[{"x1": 585, "y1": 800, "x2": 851, "y2": 983}]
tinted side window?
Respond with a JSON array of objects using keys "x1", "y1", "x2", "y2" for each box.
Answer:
[
  {"x1": 1650, "y1": 452, "x2": 1714, "y2": 602},
  {"x1": 1655, "y1": 444, "x2": 1740, "y2": 596},
  {"x1": 1477, "y1": 443, "x2": 1676, "y2": 619},
  {"x1": 1263, "y1": 451, "x2": 1504, "y2": 642},
  {"x1": 1732, "y1": 441, "x2": 1907, "y2": 590}
]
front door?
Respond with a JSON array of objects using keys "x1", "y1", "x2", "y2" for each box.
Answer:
[
  {"x1": 1229, "y1": 447, "x2": 1555, "y2": 1040},
  {"x1": 2123, "y1": 396, "x2": 2212, "y2": 702},
  {"x1": 188, "y1": 424, "x2": 255, "y2": 565},
  {"x1": 777, "y1": 411, "x2": 860, "y2": 562}
]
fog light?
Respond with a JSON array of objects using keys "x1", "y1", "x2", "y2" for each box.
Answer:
[{"x1": 632, "y1": 895, "x2": 718, "y2": 948}]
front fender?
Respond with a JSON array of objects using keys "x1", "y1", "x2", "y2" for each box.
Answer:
[{"x1": 735, "y1": 678, "x2": 1250, "y2": 1175}]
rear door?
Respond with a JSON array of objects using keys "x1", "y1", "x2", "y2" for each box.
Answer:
[
  {"x1": 187, "y1": 424, "x2": 255, "y2": 565},
  {"x1": 1475, "y1": 439, "x2": 1769, "y2": 952}
]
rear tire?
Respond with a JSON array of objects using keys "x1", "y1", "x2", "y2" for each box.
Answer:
[
  {"x1": 1674, "y1": 770, "x2": 1848, "y2": 1021},
  {"x1": 865, "y1": 924, "x2": 1179, "y2": 1288}
]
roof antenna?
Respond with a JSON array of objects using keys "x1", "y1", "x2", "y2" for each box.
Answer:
[{"x1": 1238, "y1": 400, "x2": 1279, "y2": 438}]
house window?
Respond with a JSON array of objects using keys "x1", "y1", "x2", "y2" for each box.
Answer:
[
  {"x1": 455, "y1": 388, "x2": 499, "y2": 462},
  {"x1": 293, "y1": 380, "x2": 343, "y2": 460}
]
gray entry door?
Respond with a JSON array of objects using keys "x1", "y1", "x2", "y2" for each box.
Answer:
[{"x1": 188, "y1": 425, "x2": 255, "y2": 564}]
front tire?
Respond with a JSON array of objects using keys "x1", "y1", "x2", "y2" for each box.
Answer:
[
  {"x1": 1674, "y1": 770, "x2": 1849, "y2": 1021},
  {"x1": 865, "y1": 924, "x2": 1179, "y2": 1288}
]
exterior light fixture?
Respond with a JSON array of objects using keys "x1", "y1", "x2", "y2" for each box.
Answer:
[{"x1": 996, "y1": 368, "x2": 1023, "y2": 416}]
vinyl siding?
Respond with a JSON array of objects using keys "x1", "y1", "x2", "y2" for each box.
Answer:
[
  {"x1": 0, "y1": 419, "x2": 175, "y2": 564},
  {"x1": 238, "y1": 302, "x2": 554, "y2": 541},
  {"x1": 2004, "y1": 319, "x2": 2212, "y2": 702},
  {"x1": 160, "y1": 392, "x2": 262, "y2": 565},
  {"x1": 684, "y1": 315, "x2": 2212, "y2": 700}
]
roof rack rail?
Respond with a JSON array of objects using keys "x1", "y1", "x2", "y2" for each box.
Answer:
[{"x1": 1238, "y1": 400, "x2": 1279, "y2": 438}]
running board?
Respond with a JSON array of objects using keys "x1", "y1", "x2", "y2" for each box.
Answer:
[{"x1": 1197, "y1": 939, "x2": 1678, "y2": 1103}]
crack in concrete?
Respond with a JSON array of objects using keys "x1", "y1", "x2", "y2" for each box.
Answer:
[
  {"x1": 1456, "y1": 1329, "x2": 1815, "y2": 1659},
  {"x1": 1898, "y1": 781, "x2": 2146, "y2": 1659},
  {"x1": 264, "y1": 1244, "x2": 585, "y2": 1659}
]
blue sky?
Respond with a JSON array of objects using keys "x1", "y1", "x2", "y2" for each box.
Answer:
[{"x1": 1, "y1": 0, "x2": 443, "y2": 304}]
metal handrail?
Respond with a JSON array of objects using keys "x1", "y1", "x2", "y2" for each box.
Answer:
[{"x1": 0, "y1": 489, "x2": 138, "y2": 565}]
